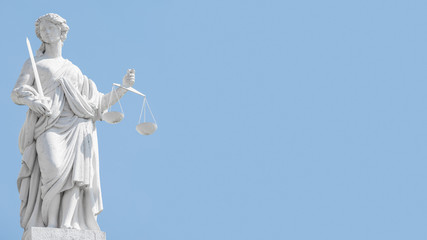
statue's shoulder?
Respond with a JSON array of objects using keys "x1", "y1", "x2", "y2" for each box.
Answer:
[
  {"x1": 62, "y1": 59, "x2": 82, "y2": 74},
  {"x1": 63, "y1": 59, "x2": 75, "y2": 68},
  {"x1": 60, "y1": 59, "x2": 91, "y2": 86},
  {"x1": 21, "y1": 58, "x2": 32, "y2": 70}
]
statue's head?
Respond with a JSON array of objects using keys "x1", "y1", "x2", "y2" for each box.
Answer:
[
  {"x1": 35, "y1": 13, "x2": 69, "y2": 43},
  {"x1": 35, "y1": 13, "x2": 69, "y2": 56}
]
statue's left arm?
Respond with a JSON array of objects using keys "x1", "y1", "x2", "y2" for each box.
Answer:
[{"x1": 99, "y1": 69, "x2": 135, "y2": 113}]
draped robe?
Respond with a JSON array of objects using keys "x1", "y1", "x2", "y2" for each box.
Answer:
[{"x1": 13, "y1": 60, "x2": 105, "y2": 234}]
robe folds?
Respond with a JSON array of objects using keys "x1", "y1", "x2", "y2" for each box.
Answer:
[{"x1": 15, "y1": 60, "x2": 105, "y2": 232}]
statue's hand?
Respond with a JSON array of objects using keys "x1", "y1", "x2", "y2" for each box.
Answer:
[
  {"x1": 28, "y1": 98, "x2": 51, "y2": 117},
  {"x1": 122, "y1": 69, "x2": 135, "y2": 88}
]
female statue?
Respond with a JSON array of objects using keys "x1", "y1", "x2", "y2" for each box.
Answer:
[{"x1": 11, "y1": 13, "x2": 134, "y2": 236}]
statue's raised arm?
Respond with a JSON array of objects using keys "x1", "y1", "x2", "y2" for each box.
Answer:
[{"x1": 100, "y1": 68, "x2": 135, "y2": 113}]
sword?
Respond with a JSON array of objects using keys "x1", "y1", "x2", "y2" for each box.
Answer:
[{"x1": 26, "y1": 37, "x2": 44, "y2": 97}]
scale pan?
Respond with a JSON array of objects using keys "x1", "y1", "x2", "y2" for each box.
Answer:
[
  {"x1": 136, "y1": 122, "x2": 158, "y2": 135},
  {"x1": 102, "y1": 112, "x2": 124, "y2": 124}
]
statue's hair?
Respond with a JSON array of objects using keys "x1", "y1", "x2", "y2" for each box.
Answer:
[{"x1": 35, "y1": 13, "x2": 69, "y2": 56}]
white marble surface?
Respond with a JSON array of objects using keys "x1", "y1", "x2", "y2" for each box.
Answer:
[
  {"x1": 12, "y1": 13, "x2": 135, "y2": 239},
  {"x1": 26, "y1": 227, "x2": 106, "y2": 240}
]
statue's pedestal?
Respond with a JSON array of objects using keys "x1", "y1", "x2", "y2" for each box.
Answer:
[{"x1": 26, "y1": 227, "x2": 106, "y2": 240}]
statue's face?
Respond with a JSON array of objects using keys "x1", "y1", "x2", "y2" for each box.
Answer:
[{"x1": 39, "y1": 20, "x2": 61, "y2": 44}]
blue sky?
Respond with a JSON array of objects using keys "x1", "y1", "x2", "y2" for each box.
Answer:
[{"x1": 1, "y1": 0, "x2": 427, "y2": 239}]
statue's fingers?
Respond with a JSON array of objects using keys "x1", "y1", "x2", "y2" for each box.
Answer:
[
  {"x1": 41, "y1": 105, "x2": 49, "y2": 112},
  {"x1": 39, "y1": 105, "x2": 46, "y2": 113},
  {"x1": 35, "y1": 106, "x2": 43, "y2": 115}
]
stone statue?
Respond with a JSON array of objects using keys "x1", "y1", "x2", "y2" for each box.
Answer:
[{"x1": 11, "y1": 13, "x2": 134, "y2": 238}]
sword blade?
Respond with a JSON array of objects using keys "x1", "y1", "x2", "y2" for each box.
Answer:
[{"x1": 26, "y1": 37, "x2": 44, "y2": 97}]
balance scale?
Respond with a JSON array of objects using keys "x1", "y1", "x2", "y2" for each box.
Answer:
[{"x1": 102, "y1": 83, "x2": 158, "y2": 135}]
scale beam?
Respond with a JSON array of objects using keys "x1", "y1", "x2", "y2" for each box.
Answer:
[{"x1": 113, "y1": 83, "x2": 145, "y2": 97}]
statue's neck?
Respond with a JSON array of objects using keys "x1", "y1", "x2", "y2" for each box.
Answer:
[{"x1": 43, "y1": 41, "x2": 63, "y2": 58}]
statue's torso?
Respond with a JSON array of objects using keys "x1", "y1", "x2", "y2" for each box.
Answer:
[
  {"x1": 35, "y1": 57, "x2": 66, "y2": 83},
  {"x1": 34, "y1": 57, "x2": 77, "y2": 116}
]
